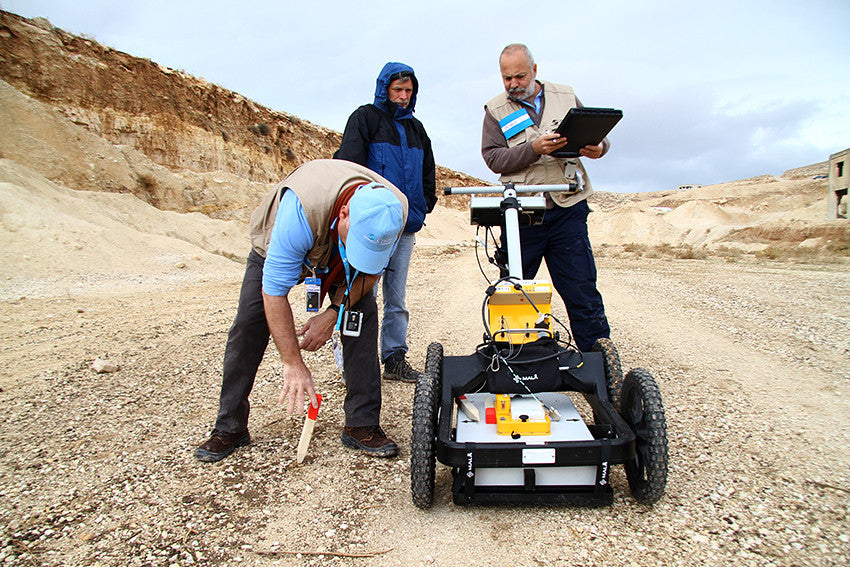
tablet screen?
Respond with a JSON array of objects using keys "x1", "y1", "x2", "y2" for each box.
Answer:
[{"x1": 551, "y1": 107, "x2": 622, "y2": 158}]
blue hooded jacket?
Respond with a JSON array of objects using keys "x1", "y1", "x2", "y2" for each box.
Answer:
[{"x1": 334, "y1": 62, "x2": 436, "y2": 233}]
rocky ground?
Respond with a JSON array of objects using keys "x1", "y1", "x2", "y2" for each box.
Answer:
[{"x1": 1, "y1": 245, "x2": 848, "y2": 566}]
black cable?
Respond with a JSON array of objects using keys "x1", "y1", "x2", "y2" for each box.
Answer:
[
  {"x1": 480, "y1": 275, "x2": 523, "y2": 343},
  {"x1": 481, "y1": 274, "x2": 581, "y2": 354},
  {"x1": 474, "y1": 226, "x2": 492, "y2": 285}
]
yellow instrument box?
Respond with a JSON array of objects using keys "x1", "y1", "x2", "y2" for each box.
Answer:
[
  {"x1": 488, "y1": 280, "x2": 553, "y2": 345},
  {"x1": 494, "y1": 394, "x2": 551, "y2": 436}
]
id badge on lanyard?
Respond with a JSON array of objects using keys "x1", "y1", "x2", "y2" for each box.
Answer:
[
  {"x1": 305, "y1": 277, "x2": 321, "y2": 312},
  {"x1": 337, "y1": 237, "x2": 362, "y2": 337},
  {"x1": 303, "y1": 260, "x2": 327, "y2": 313}
]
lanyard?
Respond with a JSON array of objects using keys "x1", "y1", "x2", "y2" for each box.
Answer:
[
  {"x1": 334, "y1": 236, "x2": 358, "y2": 332},
  {"x1": 301, "y1": 259, "x2": 329, "y2": 278}
]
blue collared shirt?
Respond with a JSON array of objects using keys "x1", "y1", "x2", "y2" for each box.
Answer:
[
  {"x1": 262, "y1": 190, "x2": 314, "y2": 296},
  {"x1": 519, "y1": 87, "x2": 544, "y2": 115}
]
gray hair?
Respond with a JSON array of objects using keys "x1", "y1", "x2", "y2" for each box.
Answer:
[{"x1": 500, "y1": 43, "x2": 535, "y2": 68}]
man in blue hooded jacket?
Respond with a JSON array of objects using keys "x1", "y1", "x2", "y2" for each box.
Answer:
[{"x1": 334, "y1": 62, "x2": 437, "y2": 383}]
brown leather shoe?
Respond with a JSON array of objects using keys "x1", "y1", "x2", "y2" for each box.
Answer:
[
  {"x1": 195, "y1": 429, "x2": 250, "y2": 462},
  {"x1": 341, "y1": 425, "x2": 399, "y2": 458}
]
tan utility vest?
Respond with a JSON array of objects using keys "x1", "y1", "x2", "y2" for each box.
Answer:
[
  {"x1": 249, "y1": 159, "x2": 407, "y2": 280},
  {"x1": 485, "y1": 80, "x2": 593, "y2": 208}
]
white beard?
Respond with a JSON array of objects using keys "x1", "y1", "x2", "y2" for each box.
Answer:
[{"x1": 508, "y1": 83, "x2": 535, "y2": 102}]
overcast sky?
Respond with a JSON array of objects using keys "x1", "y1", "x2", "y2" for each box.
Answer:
[{"x1": 4, "y1": 0, "x2": 849, "y2": 192}]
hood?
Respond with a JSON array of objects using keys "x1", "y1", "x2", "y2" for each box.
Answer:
[{"x1": 373, "y1": 61, "x2": 418, "y2": 118}]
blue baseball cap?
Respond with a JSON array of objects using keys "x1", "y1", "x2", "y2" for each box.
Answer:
[{"x1": 346, "y1": 183, "x2": 404, "y2": 274}]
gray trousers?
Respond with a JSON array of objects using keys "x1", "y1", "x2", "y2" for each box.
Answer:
[{"x1": 213, "y1": 250, "x2": 382, "y2": 433}]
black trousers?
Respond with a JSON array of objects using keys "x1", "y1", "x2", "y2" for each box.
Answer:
[{"x1": 213, "y1": 250, "x2": 382, "y2": 433}]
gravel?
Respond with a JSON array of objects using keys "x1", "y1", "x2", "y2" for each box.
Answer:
[{"x1": 0, "y1": 249, "x2": 848, "y2": 566}]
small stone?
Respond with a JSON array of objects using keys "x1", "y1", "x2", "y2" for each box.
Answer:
[{"x1": 92, "y1": 358, "x2": 119, "y2": 373}]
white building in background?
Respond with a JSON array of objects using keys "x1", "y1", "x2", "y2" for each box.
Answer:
[
  {"x1": 677, "y1": 184, "x2": 702, "y2": 191},
  {"x1": 828, "y1": 148, "x2": 849, "y2": 219}
]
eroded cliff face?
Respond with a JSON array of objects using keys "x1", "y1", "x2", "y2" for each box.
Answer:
[
  {"x1": 0, "y1": 11, "x2": 339, "y2": 184},
  {"x1": 0, "y1": 11, "x2": 480, "y2": 216}
]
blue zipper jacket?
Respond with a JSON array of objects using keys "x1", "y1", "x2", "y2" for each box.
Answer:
[{"x1": 333, "y1": 62, "x2": 436, "y2": 233}]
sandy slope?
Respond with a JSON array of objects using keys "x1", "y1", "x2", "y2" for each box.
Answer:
[
  {"x1": 0, "y1": 155, "x2": 477, "y2": 302},
  {"x1": 0, "y1": 159, "x2": 246, "y2": 300}
]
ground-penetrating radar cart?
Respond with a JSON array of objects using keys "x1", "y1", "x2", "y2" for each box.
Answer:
[{"x1": 410, "y1": 183, "x2": 669, "y2": 507}]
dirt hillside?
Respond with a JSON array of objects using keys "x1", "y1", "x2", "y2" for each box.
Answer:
[
  {"x1": 0, "y1": 10, "x2": 848, "y2": 567},
  {"x1": 0, "y1": 10, "x2": 483, "y2": 219}
]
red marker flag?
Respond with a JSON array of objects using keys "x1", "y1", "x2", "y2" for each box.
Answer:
[{"x1": 296, "y1": 394, "x2": 322, "y2": 464}]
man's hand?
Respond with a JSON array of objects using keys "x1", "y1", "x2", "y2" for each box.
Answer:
[
  {"x1": 279, "y1": 359, "x2": 317, "y2": 415},
  {"x1": 532, "y1": 132, "x2": 568, "y2": 155},
  {"x1": 262, "y1": 291, "x2": 320, "y2": 415},
  {"x1": 298, "y1": 309, "x2": 336, "y2": 351},
  {"x1": 579, "y1": 142, "x2": 604, "y2": 159}
]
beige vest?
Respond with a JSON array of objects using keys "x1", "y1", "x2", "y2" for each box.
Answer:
[
  {"x1": 485, "y1": 80, "x2": 593, "y2": 208},
  {"x1": 249, "y1": 159, "x2": 408, "y2": 278}
]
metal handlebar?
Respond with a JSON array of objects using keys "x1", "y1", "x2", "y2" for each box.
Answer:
[
  {"x1": 448, "y1": 182, "x2": 572, "y2": 279},
  {"x1": 444, "y1": 184, "x2": 574, "y2": 196}
]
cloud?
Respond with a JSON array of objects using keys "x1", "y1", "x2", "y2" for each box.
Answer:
[{"x1": 590, "y1": 85, "x2": 843, "y2": 192}]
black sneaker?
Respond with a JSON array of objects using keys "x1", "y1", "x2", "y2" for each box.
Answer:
[
  {"x1": 341, "y1": 425, "x2": 399, "y2": 458},
  {"x1": 195, "y1": 429, "x2": 250, "y2": 462},
  {"x1": 382, "y1": 353, "x2": 422, "y2": 383}
]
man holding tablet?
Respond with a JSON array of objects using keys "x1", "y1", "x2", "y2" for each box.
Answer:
[{"x1": 481, "y1": 43, "x2": 611, "y2": 352}]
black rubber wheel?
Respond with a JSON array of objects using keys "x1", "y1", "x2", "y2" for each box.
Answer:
[
  {"x1": 620, "y1": 367, "x2": 668, "y2": 504},
  {"x1": 411, "y1": 342, "x2": 443, "y2": 509},
  {"x1": 592, "y1": 337, "x2": 624, "y2": 411}
]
